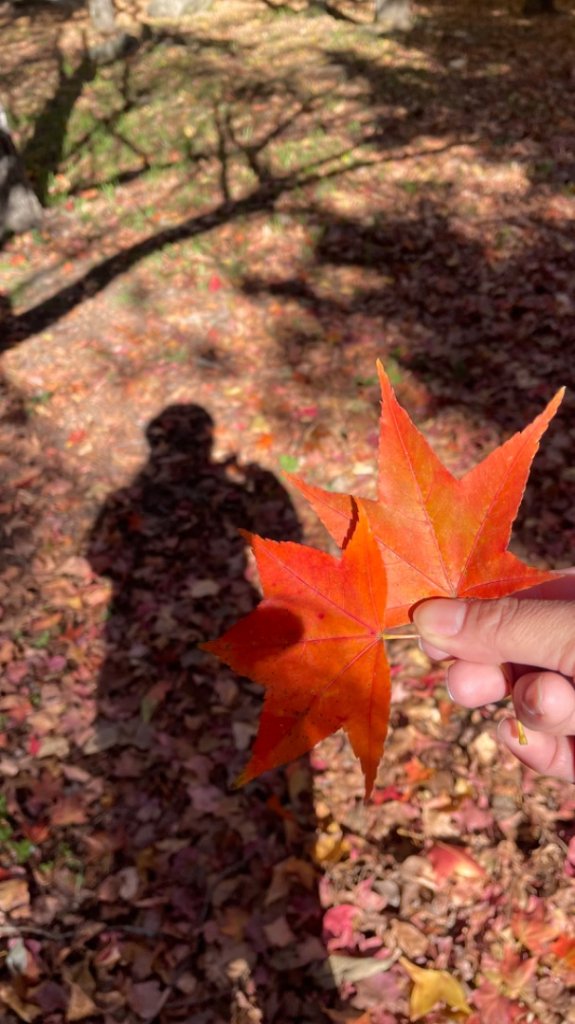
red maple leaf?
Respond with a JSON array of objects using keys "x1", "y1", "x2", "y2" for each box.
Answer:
[
  {"x1": 202, "y1": 506, "x2": 391, "y2": 796},
  {"x1": 291, "y1": 362, "x2": 563, "y2": 626},
  {"x1": 204, "y1": 362, "x2": 565, "y2": 792}
]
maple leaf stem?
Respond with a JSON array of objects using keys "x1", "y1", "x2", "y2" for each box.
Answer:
[
  {"x1": 516, "y1": 720, "x2": 528, "y2": 746},
  {"x1": 382, "y1": 633, "x2": 418, "y2": 640}
]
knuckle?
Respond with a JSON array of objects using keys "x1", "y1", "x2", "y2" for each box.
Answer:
[
  {"x1": 547, "y1": 739, "x2": 575, "y2": 782},
  {"x1": 469, "y1": 597, "x2": 522, "y2": 649},
  {"x1": 557, "y1": 637, "x2": 575, "y2": 680},
  {"x1": 469, "y1": 598, "x2": 575, "y2": 679}
]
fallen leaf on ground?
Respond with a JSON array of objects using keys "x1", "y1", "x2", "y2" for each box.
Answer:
[
  {"x1": 471, "y1": 980, "x2": 529, "y2": 1024},
  {"x1": 312, "y1": 952, "x2": 399, "y2": 989},
  {"x1": 511, "y1": 905, "x2": 561, "y2": 955},
  {"x1": 127, "y1": 980, "x2": 168, "y2": 1021},
  {"x1": 0, "y1": 878, "x2": 30, "y2": 916},
  {"x1": 400, "y1": 956, "x2": 471, "y2": 1020},
  {"x1": 66, "y1": 982, "x2": 97, "y2": 1022},
  {"x1": 0, "y1": 983, "x2": 41, "y2": 1023},
  {"x1": 324, "y1": 1011, "x2": 371, "y2": 1023},
  {"x1": 551, "y1": 934, "x2": 575, "y2": 972},
  {"x1": 427, "y1": 842, "x2": 486, "y2": 881},
  {"x1": 265, "y1": 856, "x2": 316, "y2": 904}
]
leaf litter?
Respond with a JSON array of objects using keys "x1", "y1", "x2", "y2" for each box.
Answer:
[{"x1": 0, "y1": 0, "x2": 575, "y2": 1020}]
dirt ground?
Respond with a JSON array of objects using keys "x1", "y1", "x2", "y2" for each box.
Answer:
[{"x1": 1, "y1": 0, "x2": 575, "y2": 1020}]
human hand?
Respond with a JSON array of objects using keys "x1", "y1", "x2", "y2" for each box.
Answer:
[{"x1": 412, "y1": 574, "x2": 575, "y2": 781}]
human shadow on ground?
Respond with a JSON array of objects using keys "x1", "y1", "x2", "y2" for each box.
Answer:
[{"x1": 85, "y1": 403, "x2": 333, "y2": 1023}]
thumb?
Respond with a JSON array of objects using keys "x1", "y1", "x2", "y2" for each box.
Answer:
[{"x1": 413, "y1": 597, "x2": 575, "y2": 678}]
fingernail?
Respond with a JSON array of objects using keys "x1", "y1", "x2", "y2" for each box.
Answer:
[
  {"x1": 413, "y1": 599, "x2": 466, "y2": 640},
  {"x1": 500, "y1": 663, "x2": 515, "y2": 691},
  {"x1": 523, "y1": 677, "x2": 543, "y2": 717},
  {"x1": 498, "y1": 717, "x2": 518, "y2": 743},
  {"x1": 419, "y1": 637, "x2": 452, "y2": 660}
]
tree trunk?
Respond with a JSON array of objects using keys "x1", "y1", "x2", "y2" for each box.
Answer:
[
  {"x1": 522, "y1": 0, "x2": 557, "y2": 13},
  {"x1": 88, "y1": 0, "x2": 138, "y2": 64},
  {"x1": 146, "y1": 0, "x2": 213, "y2": 18},
  {"x1": 374, "y1": 0, "x2": 413, "y2": 29},
  {"x1": 0, "y1": 105, "x2": 42, "y2": 240}
]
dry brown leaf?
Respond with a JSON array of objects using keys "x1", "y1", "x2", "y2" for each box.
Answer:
[
  {"x1": 265, "y1": 856, "x2": 316, "y2": 905},
  {"x1": 388, "y1": 920, "x2": 429, "y2": 959},
  {"x1": 218, "y1": 905, "x2": 251, "y2": 940},
  {"x1": 0, "y1": 878, "x2": 30, "y2": 916},
  {"x1": 0, "y1": 983, "x2": 41, "y2": 1023},
  {"x1": 66, "y1": 983, "x2": 97, "y2": 1023},
  {"x1": 37, "y1": 736, "x2": 70, "y2": 759},
  {"x1": 82, "y1": 583, "x2": 112, "y2": 607},
  {"x1": 263, "y1": 916, "x2": 297, "y2": 948},
  {"x1": 324, "y1": 1010, "x2": 371, "y2": 1023},
  {"x1": 51, "y1": 796, "x2": 89, "y2": 827}
]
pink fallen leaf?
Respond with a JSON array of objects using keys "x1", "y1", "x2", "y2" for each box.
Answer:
[
  {"x1": 322, "y1": 904, "x2": 360, "y2": 950},
  {"x1": 32, "y1": 981, "x2": 68, "y2": 1014},
  {"x1": 263, "y1": 916, "x2": 297, "y2": 948},
  {"x1": 127, "y1": 980, "x2": 168, "y2": 1020},
  {"x1": 471, "y1": 980, "x2": 527, "y2": 1024},
  {"x1": 28, "y1": 736, "x2": 41, "y2": 757},
  {"x1": 427, "y1": 843, "x2": 486, "y2": 881}
]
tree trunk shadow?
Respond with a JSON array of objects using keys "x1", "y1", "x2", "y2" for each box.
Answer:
[{"x1": 22, "y1": 52, "x2": 97, "y2": 205}]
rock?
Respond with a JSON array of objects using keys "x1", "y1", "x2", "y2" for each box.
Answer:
[
  {"x1": 147, "y1": 0, "x2": 213, "y2": 19},
  {"x1": 0, "y1": 126, "x2": 43, "y2": 237}
]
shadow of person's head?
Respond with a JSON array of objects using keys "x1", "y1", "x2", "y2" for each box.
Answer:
[{"x1": 145, "y1": 403, "x2": 214, "y2": 462}]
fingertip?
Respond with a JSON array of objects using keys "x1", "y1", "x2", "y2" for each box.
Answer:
[
  {"x1": 446, "y1": 660, "x2": 509, "y2": 708},
  {"x1": 498, "y1": 719, "x2": 575, "y2": 782},
  {"x1": 513, "y1": 671, "x2": 575, "y2": 735}
]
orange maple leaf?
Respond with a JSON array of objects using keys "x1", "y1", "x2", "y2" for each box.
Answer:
[
  {"x1": 201, "y1": 505, "x2": 390, "y2": 797},
  {"x1": 550, "y1": 934, "x2": 575, "y2": 973},
  {"x1": 291, "y1": 362, "x2": 563, "y2": 626},
  {"x1": 511, "y1": 905, "x2": 561, "y2": 956}
]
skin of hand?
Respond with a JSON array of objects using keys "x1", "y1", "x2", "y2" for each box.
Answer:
[{"x1": 412, "y1": 572, "x2": 575, "y2": 782}]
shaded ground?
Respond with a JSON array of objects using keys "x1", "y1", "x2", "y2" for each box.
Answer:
[{"x1": 1, "y1": 0, "x2": 575, "y2": 1020}]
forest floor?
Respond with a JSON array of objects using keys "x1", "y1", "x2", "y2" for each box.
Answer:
[{"x1": 1, "y1": 0, "x2": 575, "y2": 1021}]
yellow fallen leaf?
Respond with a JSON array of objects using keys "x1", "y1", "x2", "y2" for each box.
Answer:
[
  {"x1": 400, "y1": 957, "x2": 471, "y2": 1020},
  {"x1": 311, "y1": 822, "x2": 350, "y2": 865}
]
